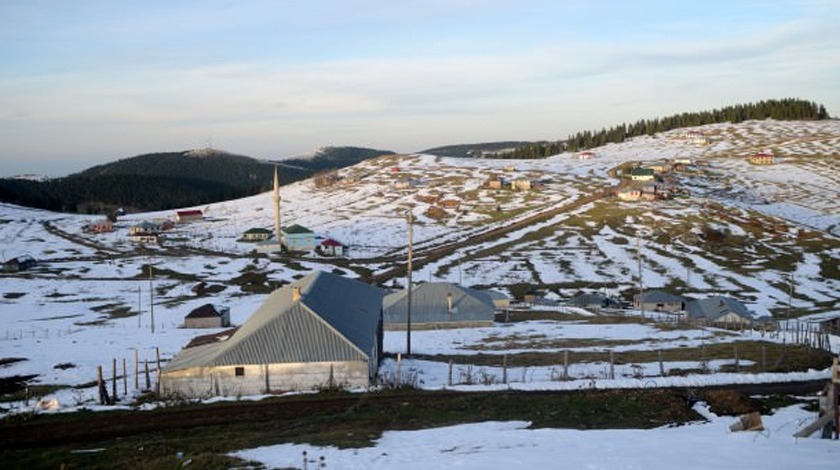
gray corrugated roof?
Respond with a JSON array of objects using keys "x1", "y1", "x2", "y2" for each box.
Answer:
[
  {"x1": 383, "y1": 282, "x2": 495, "y2": 325},
  {"x1": 686, "y1": 296, "x2": 753, "y2": 321},
  {"x1": 635, "y1": 289, "x2": 685, "y2": 303},
  {"x1": 166, "y1": 271, "x2": 383, "y2": 371}
]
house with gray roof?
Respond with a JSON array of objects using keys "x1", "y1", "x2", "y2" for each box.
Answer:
[
  {"x1": 569, "y1": 292, "x2": 622, "y2": 312},
  {"x1": 633, "y1": 289, "x2": 686, "y2": 313},
  {"x1": 685, "y1": 296, "x2": 753, "y2": 326},
  {"x1": 383, "y1": 282, "x2": 497, "y2": 330},
  {"x1": 161, "y1": 271, "x2": 384, "y2": 397}
]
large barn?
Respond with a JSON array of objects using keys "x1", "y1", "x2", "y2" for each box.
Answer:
[
  {"x1": 383, "y1": 282, "x2": 497, "y2": 330},
  {"x1": 160, "y1": 271, "x2": 384, "y2": 398}
]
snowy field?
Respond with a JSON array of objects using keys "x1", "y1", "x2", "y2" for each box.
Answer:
[{"x1": 234, "y1": 404, "x2": 839, "y2": 470}]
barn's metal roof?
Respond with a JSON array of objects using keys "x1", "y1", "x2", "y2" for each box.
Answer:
[
  {"x1": 686, "y1": 296, "x2": 753, "y2": 321},
  {"x1": 383, "y1": 282, "x2": 496, "y2": 325},
  {"x1": 166, "y1": 271, "x2": 383, "y2": 370}
]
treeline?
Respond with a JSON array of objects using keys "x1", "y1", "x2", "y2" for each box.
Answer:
[
  {"x1": 0, "y1": 146, "x2": 393, "y2": 214},
  {"x1": 486, "y1": 98, "x2": 831, "y2": 159},
  {"x1": 0, "y1": 175, "x2": 250, "y2": 214}
]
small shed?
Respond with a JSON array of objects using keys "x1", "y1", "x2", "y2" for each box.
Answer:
[
  {"x1": 319, "y1": 238, "x2": 346, "y2": 257},
  {"x1": 184, "y1": 304, "x2": 231, "y2": 329},
  {"x1": 2, "y1": 255, "x2": 37, "y2": 273}
]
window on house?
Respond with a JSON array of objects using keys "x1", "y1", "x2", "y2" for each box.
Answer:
[{"x1": 235, "y1": 367, "x2": 245, "y2": 377}]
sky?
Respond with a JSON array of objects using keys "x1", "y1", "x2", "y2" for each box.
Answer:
[{"x1": 1, "y1": 0, "x2": 839, "y2": 177}]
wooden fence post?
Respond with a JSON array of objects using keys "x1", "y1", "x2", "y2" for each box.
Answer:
[
  {"x1": 111, "y1": 358, "x2": 117, "y2": 403},
  {"x1": 144, "y1": 359, "x2": 151, "y2": 390},
  {"x1": 155, "y1": 347, "x2": 161, "y2": 395},
  {"x1": 563, "y1": 351, "x2": 570, "y2": 380},
  {"x1": 502, "y1": 355, "x2": 508, "y2": 385},
  {"x1": 609, "y1": 351, "x2": 615, "y2": 380},
  {"x1": 658, "y1": 350, "x2": 664, "y2": 376},
  {"x1": 447, "y1": 360, "x2": 453, "y2": 387},
  {"x1": 134, "y1": 349, "x2": 139, "y2": 391},
  {"x1": 97, "y1": 365, "x2": 108, "y2": 405},
  {"x1": 122, "y1": 358, "x2": 127, "y2": 396},
  {"x1": 396, "y1": 353, "x2": 402, "y2": 387}
]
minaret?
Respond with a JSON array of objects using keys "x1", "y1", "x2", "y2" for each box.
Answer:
[{"x1": 273, "y1": 164, "x2": 282, "y2": 247}]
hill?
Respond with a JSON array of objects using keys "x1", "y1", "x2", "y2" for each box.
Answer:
[
  {"x1": 420, "y1": 141, "x2": 534, "y2": 158},
  {"x1": 0, "y1": 146, "x2": 393, "y2": 213}
]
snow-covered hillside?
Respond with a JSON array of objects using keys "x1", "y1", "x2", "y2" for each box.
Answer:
[{"x1": 1, "y1": 118, "x2": 838, "y2": 427}]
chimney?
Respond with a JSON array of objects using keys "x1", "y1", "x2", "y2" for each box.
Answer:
[
  {"x1": 292, "y1": 286, "x2": 301, "y2": 302},
  {"x1": 447, "y1": 292, "x2": 453, "y2": 316}
]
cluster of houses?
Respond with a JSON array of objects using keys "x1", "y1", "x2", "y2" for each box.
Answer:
[
  {"x1": 161, "y1": 272, "x2": 509, "y2": 397},
  {"x1": 670, "y1": 130, "x2": 711, "y2": 146},
  {"x1": 616, "y1": 158, "x2": 694, "y2": 202},
  {"x1": 245, "y1": 224, "x2": 347, "y2": 256},
  {"x1": 569, "y1": 288, "x2": 757, "y2": 326}
]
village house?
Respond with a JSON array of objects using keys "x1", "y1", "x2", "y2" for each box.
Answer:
[
  {"x1": 628, "y1": 167, "x2": 655, "y2": 181},
  {"x1": 577, "y1": 151, "x2": 596, "y2": 160},
  {"x1": 175, "y1": 209, "x2": 204, "y2": 223},
  {"x1": 281, "y1": 224, "x2": 316, "y2": 252},
  {"x1": 749, "y1": 152, "x2": 775, "y2": 165},
  {"x1": 128, "y1": 232, "x2": 160, "y2": 244},
  {"x1": 511, "y1": 179, "x2": 532, "y2": 191},
  {"x1": 485, "y1": 178, "x2": 503, "y2": 189},
  {"x1": 383, "y1": 282, "x2": 499, "y2": 330},
  {"x1": 685, "y1": 296, "x2": 753, "y2": 326},
  {"x1": 85, "y1": 219, "x2": 113, "y2": 233},
  {"x1": 318, "y1": 238, "x2": 347, "y2": 257},
  {"x1": 184, "y1": 304, "x2": 231, "y2": 329},
  {"x1": 633, "y1": 290, "x2": 686, "y2": 313},
  {"x1": 569, "y1": 292, "x2": 623, "y2": 312},
  {"x1": 161, "y1": 271, "x2": 385, "y2": 397},
  {"x1": 2, "y1": 255, "x2": 37, "y2": 273},
  {"x1": 241, "y1": 227, "x2": 272, "y2": 242},
  {"x1": 617, "y1": 187, "x2": 642, "y2": 201}
]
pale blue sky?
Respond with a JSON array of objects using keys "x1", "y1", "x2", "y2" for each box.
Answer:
[{"x1": 1, "y1": 0, "x2": 838, "y2": 177}]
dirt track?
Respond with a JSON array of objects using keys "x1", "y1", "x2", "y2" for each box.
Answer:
[{"x1": 0, "y1": 381, "x2": 827, "y2": 451}]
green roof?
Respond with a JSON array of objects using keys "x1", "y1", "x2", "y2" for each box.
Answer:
[
  {"x1": 282, "y1": 223, "x2": 314, "y2": 234},
  {"x1": 244, "y1": 227, "x2": 272, "y2": 234},
  {"x1": 629, "y1": 167, "x2": 655, "y2": 176}
]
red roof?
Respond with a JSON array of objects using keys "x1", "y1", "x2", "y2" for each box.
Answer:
[
  {"x1": 177, "y1": 209, "x2": 203, "y2": 216},
  {"x1": 321, "y1": 238, "x2": 344, "y2": 247}
]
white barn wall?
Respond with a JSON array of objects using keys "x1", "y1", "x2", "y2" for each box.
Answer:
[{"x1": 161, "y1": 361, "x2": 371, "y2": 397}]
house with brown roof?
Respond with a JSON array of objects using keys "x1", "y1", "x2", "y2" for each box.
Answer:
[
  {"x1": 176, "y1": 209, "x2": 204, "y2": 223},
  {"x1": 184, "y1": 304, "x2": 231, "y2": 329}
]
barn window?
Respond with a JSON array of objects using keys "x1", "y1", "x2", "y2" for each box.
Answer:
[{"x1": 235, "y1": 367, "x2": 245, "y2": 377}]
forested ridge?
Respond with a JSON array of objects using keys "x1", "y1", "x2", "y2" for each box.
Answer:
[
  {"x1": 0, "y1": 146, "x2": 393, "y2": 214},
  {"x1": 486, "y1": 98, "x2": 831, "y2": 159}
]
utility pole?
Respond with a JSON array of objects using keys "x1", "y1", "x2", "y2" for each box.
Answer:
[
  {"x1": 406, "y1": 211, "x2": 413, "y2": 356},
  {"x1": 137, "y1": 285, "x2": 142, "y2": 328},
  {"x1": 149, "y1": 258, "x2": 155, "y2": 334},
  {"x1": 787, "y1": 271, "x2": 794, "y2": 321},
  {"x1": 637, "y1": 235, "x2": 645, "y2": 320}
]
